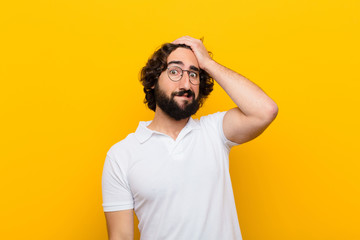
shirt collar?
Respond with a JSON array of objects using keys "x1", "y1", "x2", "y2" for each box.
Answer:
[{"x1": 134, "y1": 117, "x2": 200, "y2": 144}]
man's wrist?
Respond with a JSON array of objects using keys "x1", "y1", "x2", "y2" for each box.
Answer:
[{"x1": 202, "y1": 58, "x2": 217, "y2": 73}]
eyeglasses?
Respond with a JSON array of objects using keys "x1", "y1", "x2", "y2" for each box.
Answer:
[{"x1": 167, "y1": 66, "x2": 200, "y2": 85}]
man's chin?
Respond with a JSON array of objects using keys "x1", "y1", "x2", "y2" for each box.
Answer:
[{"x1": 176, "y1": 101, "x2": 192, "y2": 111}]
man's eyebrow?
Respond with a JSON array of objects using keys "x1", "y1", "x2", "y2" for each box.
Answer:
[
  {"x1": 168, "y1": 61, "x2": 200, "y2": 72},
  {"x1": 190, "y1": 65, "x2": 200, "y2": 72}
]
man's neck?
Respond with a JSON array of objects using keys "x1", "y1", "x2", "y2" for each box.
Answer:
[{"x1": 147, "y1": 108, "x2": 190, "y2": 141}]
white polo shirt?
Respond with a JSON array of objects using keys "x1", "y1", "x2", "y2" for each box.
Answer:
[{"x1": 102, "y1": 111, "x2": 242, "y2": 240}]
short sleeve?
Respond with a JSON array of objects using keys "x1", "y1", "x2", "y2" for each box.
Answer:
[
  {"x1": 200, "y1": 111, "x2": 240, "y2": 150},
  {"x1": 101, "y1": 154, "x2": 134, "y2": 212}
]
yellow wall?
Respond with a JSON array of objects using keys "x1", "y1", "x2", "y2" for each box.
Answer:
[{"x1": 1, "y1": 0, "x2": 359, "y2": 239}]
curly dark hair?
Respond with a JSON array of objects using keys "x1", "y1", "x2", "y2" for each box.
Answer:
[{"x1": 140, "y1": 43, "x2": 214, "y2": 111}]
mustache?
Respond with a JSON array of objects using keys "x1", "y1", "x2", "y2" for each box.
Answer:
[{"x1": 171, "y1": 89, "x2": 195, "y2": 98}]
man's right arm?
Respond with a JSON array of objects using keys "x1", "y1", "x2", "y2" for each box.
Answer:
[{"x1": 105, "y1": 209, "x2": 134, "y2": 240}]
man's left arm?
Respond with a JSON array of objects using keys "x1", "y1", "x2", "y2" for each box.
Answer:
[{"x1": 173, "y1": 36, "x2": 278, "y2": 144}]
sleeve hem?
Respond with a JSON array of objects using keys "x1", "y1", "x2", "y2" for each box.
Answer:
[
  {"x1": 103, "y1": 203, "x2": 134, "y2": 212},
  {"x1": 219, "y1": 111, "x2": 240, "y2": 150}
]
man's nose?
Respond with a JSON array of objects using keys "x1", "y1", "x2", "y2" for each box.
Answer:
[{"x1": 179, "y1": 71, "x2": 191, "y2": 89}]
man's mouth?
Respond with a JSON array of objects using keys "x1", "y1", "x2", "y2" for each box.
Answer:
[
  {"x1": 173, "y1": 90, "x2": 194, "y2": 99},
  {"x1": 178, "y1": 93, "x2": 191, "y2": 98}
]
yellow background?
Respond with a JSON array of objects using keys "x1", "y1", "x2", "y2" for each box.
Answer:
[{"x1": 1, "y1": 0, "x2": 359, "y2": 239}]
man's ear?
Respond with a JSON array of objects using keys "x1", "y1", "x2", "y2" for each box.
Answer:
[{"x1": 151, "y1": 79, "x2": 157, "y2": 89}]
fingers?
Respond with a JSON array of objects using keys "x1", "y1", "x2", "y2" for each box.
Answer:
[
  {"x1": 172, "y1": 36, "x2": 212, "y2": 69},
  {"x1": 172, "y1": 36, "x2": 207, "y2": 56},
  {"x1": 172, "y1": 36, "x2": 203, "y2": 48}
]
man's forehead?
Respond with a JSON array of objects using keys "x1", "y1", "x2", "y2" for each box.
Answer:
[{"x1": 167, "y1": 48, "x2": 199, "y2": 68}]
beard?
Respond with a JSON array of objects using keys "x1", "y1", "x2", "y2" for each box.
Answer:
[{"x1": 154, "y1": 83, "x2": 200, "y2": 121}]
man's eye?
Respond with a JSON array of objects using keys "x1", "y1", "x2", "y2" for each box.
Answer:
[
  {"x1": 189, "y1": 72, "x2": 198, "y2": 78},
  {"x1": 170, "y1": 70, "x2": 178, "y2": 75}
]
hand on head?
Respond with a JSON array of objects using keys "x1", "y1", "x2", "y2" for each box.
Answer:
[{"x1": 172, "y1": 36, "x2": 212, "y2": 70}]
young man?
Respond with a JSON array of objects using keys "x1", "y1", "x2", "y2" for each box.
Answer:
[{"x1": 102, "y1": 36, "x2": 278, "y2": 240}]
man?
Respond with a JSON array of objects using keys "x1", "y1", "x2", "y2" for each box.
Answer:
[{"x1": 102, "y1": 36, "x2": 278, "y2": 240}]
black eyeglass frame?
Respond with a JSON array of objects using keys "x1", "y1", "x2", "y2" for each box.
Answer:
[{"x1": 166, "y1": 66, "x2": 200, "y2": 85}]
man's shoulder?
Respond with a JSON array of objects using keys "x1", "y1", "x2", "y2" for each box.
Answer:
[
  {"x1": 197, "y1": 111, "x2": 227, "y2": 125},
  {"x1": 107, "y1": 132, "x2": 138, "y2": 158},
  {"x1": 197, "y1": 111, "x2": 239, "y2": 148},
  {"x1": 194, "y1": 111, "x2": 228, "y2": 142}
]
